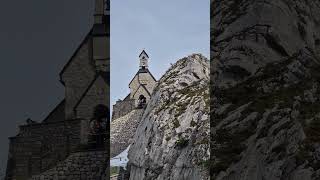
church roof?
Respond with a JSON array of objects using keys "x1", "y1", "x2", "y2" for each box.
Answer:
[
  {"x1": 59, "y1": 29, "x2": 94, "y2": 85},
  {"x1": 123, "y1": 93, "x2": 131, "y2": 101},
  {"x1": 132, "y1": 84, "x2": 152, "y2": 98},
  {"x1": 42, "y1": 99, "x2": 65, "y2": 123},
  {"x1": 59, "y1": 5, "x2": 110, "y2": 85},
  {"x1": 73, "y1": 73, "x2": 108, "y2": 111},
  {"x1": 139, "y1": 50, "x2": 149, "y2": 58},
  {"x1": 128, "y1": 68, "x2": 157, "y2": 87}
]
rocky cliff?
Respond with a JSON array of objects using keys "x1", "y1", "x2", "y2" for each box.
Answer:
[
  {"x1": 128, "y1": 54, "x2": 210, "y2": 180},
  {"x1": 212, "y1": 0, "x2": 320, "y2": 179}
]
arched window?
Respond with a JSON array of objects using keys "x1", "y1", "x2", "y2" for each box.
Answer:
[
  {"x1": 137, "y1": 95, "x2": 147, "y2": 109},
  {"x1": 93, "y1": 104, "x2": 109, "y2": 119},
  {"x1": 89, "y1": 104, "x2": 109, "y2": 149}
]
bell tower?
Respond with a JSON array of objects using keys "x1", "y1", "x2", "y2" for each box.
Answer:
[
  {"x1": 139, "y1": 50, "x2": 149, "y2": 69},
  {"x1": 94, "y1": 0, "x2": 105, "y2": 24},
  {"x1": 93, "y1": 0, "x2": 109, "y2": 72}
]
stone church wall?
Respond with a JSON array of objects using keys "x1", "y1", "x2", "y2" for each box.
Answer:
[
  {"x1": 75, "y1": 76, "x2": 109, "y2": 120},
  {"x1": 75, "y1": 76, "x2": 109, "y2": 145},
  {"x1": 132, "y1": 86, "x2": 151, "y2": 107},
  {"x1": 61, "y1": 38, "x2": 96, "y2": 120},
  {"x1": 112, "y1": 99, "x2": 135, "y2": 120},
  {"x1": 6, "y1": 119, "x2": 82, "y2": 180},
  {"x1": 30, "y1": 150, "x2": 108, "y2": 180},
  {"x1": 129, "y1": 76, "x2": 139, "y2": 99},
  {"x1": 137, "y1": 72, "x2": 157, "y2": 94}
]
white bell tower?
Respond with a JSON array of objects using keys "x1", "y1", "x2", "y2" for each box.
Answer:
[{"x1": 139, "y1": 50, "x2": 149, "y2": 69}]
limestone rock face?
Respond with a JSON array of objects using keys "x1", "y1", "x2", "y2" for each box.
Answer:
[
  {"x1": 128, "y1": 54, "x2": 210, "y2": 180},
  {"x1": 110, "y1": 109, "x2": 144, "y2": 157},
  {"x1": 212, "y1": 0, "x2": 320, "y2": 179}
]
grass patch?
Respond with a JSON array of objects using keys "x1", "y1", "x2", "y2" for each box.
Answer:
[
  {"x1": 173, "y1": 118, "x2": 180, "y2": 128},
  {"x1": 110, "y1": 167, "x2": 119, "y2": 176},
  {"x1": 175, "y1": 137, "x2": 189, "y2": 149},
  {"x1": 190, "y1": 120, "x2": 197, "y2": 127},
  {"x1": 165, "y1": 136, "x2": 171, "y2": 141}
]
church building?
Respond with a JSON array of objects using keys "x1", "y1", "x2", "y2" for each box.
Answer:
[
  {"x1": 5, "y1": 0, "x2": 110, "y2": 179},
  {"x1": 112, "y1": 50, "x2": 157, "y2": 120}
]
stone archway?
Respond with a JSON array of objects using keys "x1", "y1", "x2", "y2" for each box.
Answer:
[
  {"x1": 137, "y1": 95, "x2": 147, "y2": 109},
  {"x1": 88, "y1": 104, "x2": 109, "y2": 149}
]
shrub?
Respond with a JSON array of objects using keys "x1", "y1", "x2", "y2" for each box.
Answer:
[
  {"x1": 176, "y1": 138, "x2": 189, "y2": 148},
  {"x1": 173, "y1": 119, "x2": 180, "y2": 128}
]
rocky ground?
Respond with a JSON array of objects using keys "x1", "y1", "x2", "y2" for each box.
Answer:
[
  {"x1": 110, "y1": 109, "x2": 144, "y2": 157},
  {"x1": 211, "y1": 0, "x2": 320, "y2": 179},
  {"x1": 128, "y1": 54, "x2": 210, "y2": 180}
]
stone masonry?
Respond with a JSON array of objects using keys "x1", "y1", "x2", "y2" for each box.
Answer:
[
  {"x1": 5, "y1": 0, "x2": 110, "y2": 179},
  {"x1": 30, "y1": 151, "x2": 108, "y2": 180},
  {"x1": 110, "y1": 109, "x2": 144, "y2": 157}
]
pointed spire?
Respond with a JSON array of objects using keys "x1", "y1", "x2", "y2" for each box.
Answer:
[{"x1": 139, "y1": 49, "x2": 149, "y2": 58}]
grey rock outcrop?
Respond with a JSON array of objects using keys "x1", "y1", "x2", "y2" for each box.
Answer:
[
  {"x1": 128, "y1": 54, "x2": 210, "y2": 180},
  {"x1": 212, "y1": 0, "x2": 320, "y2": 179}
]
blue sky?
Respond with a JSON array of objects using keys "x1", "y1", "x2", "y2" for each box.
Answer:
[{"x1": 110, "y1": 0, "x2": 210, "y2": 109}]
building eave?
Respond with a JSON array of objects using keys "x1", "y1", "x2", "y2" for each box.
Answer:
[
  {"x1": 132, "y1": 84, "x2": 151, "y2": 98},
  {"x1": 73, "y1": 73, "x2": 108, "y2": 112}
]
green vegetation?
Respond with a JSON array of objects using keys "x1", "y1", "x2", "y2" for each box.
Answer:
[
  {"x1": 174, "y1": 101, "x2": 188, "y2": 118},
  {"x1": 173, "y1": 118, "x2": 180, "y2": 128},
  {"x1": 110, "y1": 167, "x2": 119, "y2": 176},
  {"x1": 190, "y1": 120, "x2": 197, "y2": 127},
  {"x1": 175, "y1": 137, "x2": 189, "y2": 149},
  {"x1": 162, "y1": 70, "x2": 179, "y2": 83},
  {"x1": 198, "y1": 159, "x2": 210, "y2": 169},
  {"x1": 198, "y1": 136, "x2": 209, "y2": 145},
  {"x1": 165, "y1": 136, "x2": 171, "y2": 141}
]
